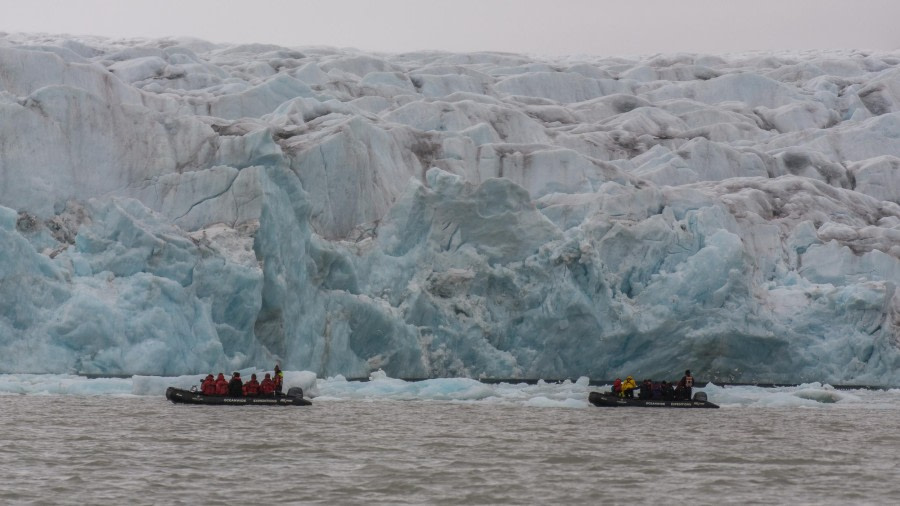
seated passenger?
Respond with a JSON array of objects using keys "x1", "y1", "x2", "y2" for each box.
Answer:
[
  {"x1": 638, "y1": 379, "x2": 652, "y2": 400},
  {"x1": 612, "y1": 378, "x2": 622, "y2": 395},
  {"x1": 214, "y1": 373, "x2": 229, "y2": 396},
  {"x1": 260, "y1": 373, "x2": 276, "y2": 396},
  {"x1": 243, "y1": 373, "x2": 261, "y2": 396},
  {"x1": 651, "y1": 381, "x2": 662, "y2": 400},
  {"x1": 621, "y1": 376, "x2": 637, "y2": 398},
  {"x1": 661, "y1": 381, "x2": 675, "y2": 401},
  {"x1": 228, "y1": 372, "x2": 243, "y2": 397},
  {"x1": 201, "y1": 374, "x2": 216, "y2": 395}
]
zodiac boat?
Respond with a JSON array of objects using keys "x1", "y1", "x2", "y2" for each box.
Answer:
[
  {"x1": 588, "y1": 391, "x2": 718, "y2": 408},
  {"x1": 166, "y1": 386, "x2": 312, "y2": 406}
]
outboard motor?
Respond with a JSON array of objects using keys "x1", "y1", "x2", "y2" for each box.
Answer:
[
  {"x1": 287, "y1": 387, "x2": 304, "y2": 398},
  {"x1": 692, "y1": 391, "x2": 708, "y2": 402}
]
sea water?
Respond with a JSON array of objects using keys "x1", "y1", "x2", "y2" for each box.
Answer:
[{"x1": 1, "y1": 375, "x2": 899, "y2": 505}]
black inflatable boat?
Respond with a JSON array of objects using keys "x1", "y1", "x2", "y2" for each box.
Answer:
[
  {"x1": 166, "y1": 386, "x2": 312, "y2": 406},
  {"x1": 589, "y1": 391, "x2": 719, "y2": 409}
]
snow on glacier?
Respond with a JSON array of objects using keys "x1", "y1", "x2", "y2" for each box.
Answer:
[{"x1": 0, "y1": 34, "x2": 899, "y2": 384}]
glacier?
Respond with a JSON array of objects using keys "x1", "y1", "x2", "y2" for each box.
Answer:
[{"x1": 0, "y1": 33, "x2": 899, "y2": 384}]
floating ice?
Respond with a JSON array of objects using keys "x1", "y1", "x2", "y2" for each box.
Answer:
[
  {"x1": 0, "y1": 35, "x2": 899, "y2": 384},
  {"x1": 0, "y1": 374, "x2": 133, "y2": 396},
  {"x1": 0, "y1": 373, "x2": 894, "y2": 410},
  {"x1": 700, "y1": 382, "x2": 862, "y2": 408}
]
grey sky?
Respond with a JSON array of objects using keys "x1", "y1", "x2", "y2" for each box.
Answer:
[{"x1": 2, "y1": 0, "x2": 898, "y2": 56}]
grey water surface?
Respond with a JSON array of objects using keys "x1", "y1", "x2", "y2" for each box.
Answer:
[{"x1": 1, "y1": 395, "x2": 898, "y2": 505}]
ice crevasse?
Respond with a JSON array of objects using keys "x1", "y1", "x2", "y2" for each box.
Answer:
[{"x1": 0, "y1": 35, "x2": 898, "y2": 384}]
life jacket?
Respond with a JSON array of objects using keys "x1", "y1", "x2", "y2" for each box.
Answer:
[
  {"x1": 215, "y1": 375, "x2": 229, "y2": 395},
  {"x1": 612, "y1": 378, "x2": 622, "y2": 393},
  {"x1": 260, "y1": 378, "x2": 275, "y2": 395},
  {"x1": 244, "y1": 379, "x2": 260, "y2": 395}
]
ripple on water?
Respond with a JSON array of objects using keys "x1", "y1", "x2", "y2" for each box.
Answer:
[{"x1": 1, "y1": 395, "x2": 899, "y2": 504}]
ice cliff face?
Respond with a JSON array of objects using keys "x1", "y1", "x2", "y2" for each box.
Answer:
[{"x1": 1, "y1": 33, "x2": 898, "y2": 383}]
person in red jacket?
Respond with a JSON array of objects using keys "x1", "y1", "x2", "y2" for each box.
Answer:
[
  {"x1": 260, "y1": 373, "x2": 275, "y2": 396},
  {"x1": 243, "y1": 373, "x2": 261, "y2": 396},
  {"x1": 214, "y1": 373, "x2": 229, "y2": 396},
  {"x1": 201, "y1": 374, "x2": 216, "y2": 395}
]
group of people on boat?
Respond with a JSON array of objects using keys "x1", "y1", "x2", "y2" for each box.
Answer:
[
  {"x1": 611, "y1": 370, "x2": 694, "y2": 401},
  {"x1": 199, "y1": 364, "x2": 284, "y2": 397}
]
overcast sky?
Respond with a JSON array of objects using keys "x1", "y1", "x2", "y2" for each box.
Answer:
[{"x1": 2, "y1": 0, "x2": 898, "y2": 56}]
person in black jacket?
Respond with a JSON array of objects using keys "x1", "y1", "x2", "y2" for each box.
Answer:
[
  {"x1": 638, "y1": 379, "x2": 652, "y2": 400},
  {"x1": 651, "y1": 381, "x2": 662, "y2": 400},
  {"x1": 661, "y1": 381, "x2": 675, "y2": 401},
  {"x1": 679, "y1": 370, "x2": 694, "y2": 400},
  {"x1": 228, "y1": 372, "x2": 244, "y2": 396}
]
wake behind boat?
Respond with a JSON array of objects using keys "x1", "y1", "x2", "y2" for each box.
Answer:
[
  {"x1": 166, "y1": 386, "x2": 312, "y2": 406},
  {"x1": 589, "y1": 391, "x2": 719, "y2": 409}
]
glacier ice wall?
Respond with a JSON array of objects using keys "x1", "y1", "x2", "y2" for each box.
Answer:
[{"x1": 1, "y1": 34, "x2": 899, "y2": 383}]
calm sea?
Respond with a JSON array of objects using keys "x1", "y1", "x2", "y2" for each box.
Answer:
[{"x1": 1, "y1": 377, "x2": 898, "y2": 505}]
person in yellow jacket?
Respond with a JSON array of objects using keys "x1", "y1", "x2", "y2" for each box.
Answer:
[
  {"x1": 620, "y1": 376, "x2": 637, "y2": 398},
  {"x1": 273, "y1": 364, "x2": 284, "y2": 395}
]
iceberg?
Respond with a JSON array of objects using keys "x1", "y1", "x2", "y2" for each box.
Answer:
[{"x1": 0, "y1": 35, "x2": 898, "y2": 384}]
